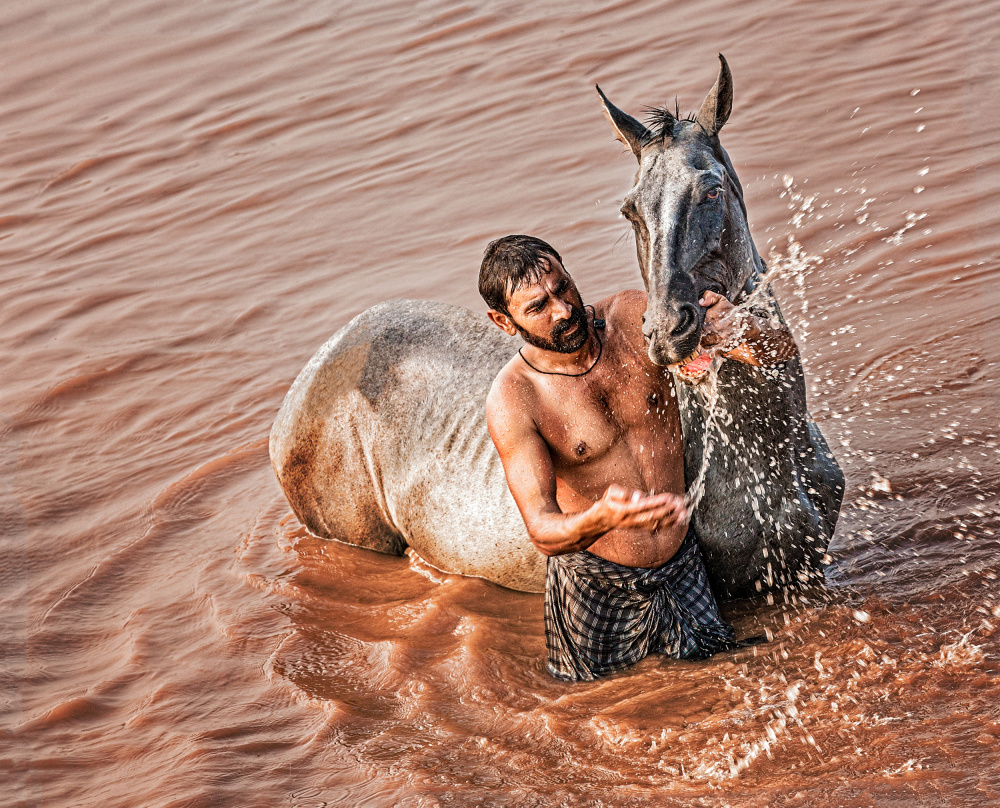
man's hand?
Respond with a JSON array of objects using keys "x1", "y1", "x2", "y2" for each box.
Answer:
[
  {"x1": 698, "y1": 290, "x2": 748, "y2": 352},
  {"x1": 581, "y1": 484, "x2": 688, "y2": 536},
  {"x1": 698, "y1": 290, "x2": 797, "y2": 366}
]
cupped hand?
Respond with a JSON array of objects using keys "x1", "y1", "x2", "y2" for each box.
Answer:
[{"x1": 591, "y1": 484, "x2": 688, "y2": 532}]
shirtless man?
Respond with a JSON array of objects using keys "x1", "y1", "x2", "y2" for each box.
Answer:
[{"x1": 481, "y1": 235, "x2": 791, "y2": 681}]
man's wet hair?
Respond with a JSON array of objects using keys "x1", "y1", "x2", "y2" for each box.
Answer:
[{"x1": 479, "y1": 235, "x2": 563, "y2": 316}]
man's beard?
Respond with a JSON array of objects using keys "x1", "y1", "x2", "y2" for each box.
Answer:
[{"x1": 515, "y1": 303, "x2": 589, "y2": 354}]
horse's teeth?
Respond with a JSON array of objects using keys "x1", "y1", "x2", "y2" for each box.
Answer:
[{"x1": 669, "y1": 351, "x2": 702, "y2": 370}]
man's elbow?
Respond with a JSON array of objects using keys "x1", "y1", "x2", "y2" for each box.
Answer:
[
  {"x1": 528, "y1": 532, "x2": 561, "y2": 557},
  {"x1": 772, "y1": 336, "x2": 799, "y2": 364},
  {"x1": 762, "y1": 347, "x2": 797, "y2": 366},
  {"x1": 757, "y1": 332, "x2": 798, "y2": 366},
  {"x1": 526, "y1": 527, "x2": 573, "y2": 557}
]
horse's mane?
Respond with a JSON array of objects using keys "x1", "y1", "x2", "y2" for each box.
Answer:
[{"x1": 642, "y1": 99, "x2": 698, "y2": 143}]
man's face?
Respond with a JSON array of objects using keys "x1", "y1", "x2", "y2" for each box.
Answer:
[{"x1": 505, "y1": 257, "x2": 588, "y2": 354}]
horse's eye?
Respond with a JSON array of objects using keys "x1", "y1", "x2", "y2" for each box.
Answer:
[{"x1": 706, "y1": 188, "x2": 721, "y2": 200}]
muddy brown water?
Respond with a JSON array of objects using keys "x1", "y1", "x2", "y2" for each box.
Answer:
[{"x1": 3, "y1": 1, "x2": 1000, "y2": 805}]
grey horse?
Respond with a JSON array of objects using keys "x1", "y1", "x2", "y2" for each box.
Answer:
[{"x1": 269, "y1": 56, "x2": 844, "y2": 597}]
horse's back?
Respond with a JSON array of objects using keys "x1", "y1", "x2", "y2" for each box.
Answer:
[{"x1": 269, "y1": 299, "x2": 546, "y2": 591}]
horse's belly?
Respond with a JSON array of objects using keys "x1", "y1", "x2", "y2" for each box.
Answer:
[{"x1": 379, "y1": 398, "x2": 545, "y2": 591}]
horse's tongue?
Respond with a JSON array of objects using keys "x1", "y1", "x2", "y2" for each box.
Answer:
[{"x1": 681, "y1": 353, "x2": 713, "y2": 375}]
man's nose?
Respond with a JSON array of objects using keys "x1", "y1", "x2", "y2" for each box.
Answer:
[{"x1": 551, "y1": 297, "x2": 573, "y2": 319}]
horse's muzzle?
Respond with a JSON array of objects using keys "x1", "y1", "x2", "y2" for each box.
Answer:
[{"x1": 642, "y1": 302, "x2": 702, "y2": 366}]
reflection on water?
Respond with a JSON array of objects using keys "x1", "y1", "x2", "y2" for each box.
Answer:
[{"x1": 4, "y1": 0, "x2": 999, "y2": 805}]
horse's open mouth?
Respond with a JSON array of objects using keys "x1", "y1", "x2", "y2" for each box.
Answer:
[{"x1": 668, "y1": 349, "x2": 714, "y2": 384}]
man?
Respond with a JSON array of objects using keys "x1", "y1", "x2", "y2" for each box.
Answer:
[{"x1": 481, "y1": 235, "x2": 793, "y2": 681}]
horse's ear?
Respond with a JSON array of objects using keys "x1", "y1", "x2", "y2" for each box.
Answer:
[
  {"x1": 696, "y1": 54, "x2": 733, "y2": 136},
  {"x1": 596, "y1": 85, "x2": 648, "y2": 159}
]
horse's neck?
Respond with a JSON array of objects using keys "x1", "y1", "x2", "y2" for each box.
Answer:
[
  {"x1": 679, "y1": 357, "x2": 806, "y2": 441},
  {"x1": 736, "y1": 249, "x2": 768, "y2": 305}
]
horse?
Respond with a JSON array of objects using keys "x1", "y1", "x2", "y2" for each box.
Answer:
[{"x1": 269, "y1": 56, "x2": 844, "y2": 598}]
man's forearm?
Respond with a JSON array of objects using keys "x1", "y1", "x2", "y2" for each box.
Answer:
[
  {"x1": 522, "y1": 488, "x2": 684, "y2": 557},
  {"x1": 725, "y1": 312, "x2": 798, "y2": 366},
  {"x1": 699, "y1": 289, "x2": 798, "y2": 367},
  {"x1": 525, "y1": 508, "x2": 606, "y2": 557}
]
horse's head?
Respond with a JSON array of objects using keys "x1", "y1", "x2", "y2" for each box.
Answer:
[{"x1": 597, "y1": 55, "x2": 763, "y2": 367}]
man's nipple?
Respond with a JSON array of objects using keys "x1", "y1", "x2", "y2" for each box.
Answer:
[{"x1": 574, "y1": 442, "x2": 588, "y2": 457}]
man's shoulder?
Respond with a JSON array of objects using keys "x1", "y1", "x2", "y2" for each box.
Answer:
[
  {"x1": 486, "y1": 354, "x2": 536, "y2": 423},
  {"x1": 595, "y1": 289, "x2": 645, "y2": 317},
  {"x1": 596, "y1": 290, "x2": 647, "y2": 345}
]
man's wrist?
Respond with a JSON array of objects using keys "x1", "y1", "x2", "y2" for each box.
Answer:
[
  {"x1": 529, "y1": 508, "x2": 603, "y2": 555},
  {"x1": 571, "y1": 502, "x2": 610, "y2": 542}
]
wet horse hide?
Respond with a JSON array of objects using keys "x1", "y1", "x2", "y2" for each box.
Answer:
[{"x1": 269, "y1": 56, "x2": 845, "y2": 598}]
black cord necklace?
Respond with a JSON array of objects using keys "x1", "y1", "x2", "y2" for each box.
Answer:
[{"x1": 518, "y1": 306, "x2": 605, "y2": 377}]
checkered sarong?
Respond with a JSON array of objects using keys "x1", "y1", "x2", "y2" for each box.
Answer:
[{"x1": 544, "y1": 526, "x2": 738, "y2": 681}]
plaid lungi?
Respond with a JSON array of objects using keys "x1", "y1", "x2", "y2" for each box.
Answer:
[{"x1": 545, "y1": 526, "x2": 738, "y2": 681}]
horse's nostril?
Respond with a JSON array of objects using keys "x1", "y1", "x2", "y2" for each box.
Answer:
[{"x1": 671, "y1": 304, "x2": 696, "y2": 337}]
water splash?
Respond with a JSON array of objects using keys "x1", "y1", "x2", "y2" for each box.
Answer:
[{"x1": 682, "y1": 366, "x2": 724, "y2": 512}]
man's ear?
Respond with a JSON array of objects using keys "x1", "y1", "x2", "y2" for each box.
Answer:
[{"x1": 486, "y1": 309, "x2": 518, "y2": 336}]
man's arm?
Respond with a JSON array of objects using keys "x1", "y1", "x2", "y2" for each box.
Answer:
[
  {"x1": 698, "y1": 289, "x2": 798, "y2": 366},
  {"x1": 485, "y1": 380, "x2": 685, "y2": 556}
]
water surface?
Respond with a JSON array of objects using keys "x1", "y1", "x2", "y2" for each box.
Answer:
[{"x1": 3, "y1": 0, "x2": 1000, "y2": 805}]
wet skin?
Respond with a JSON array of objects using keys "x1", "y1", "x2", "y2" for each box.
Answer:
[
  {"x1": 698, "y1": 289, "x2": 797, "y2": 366},
  {"x1": 485, "y1": 256, "x2": 797, "y2": 569}
]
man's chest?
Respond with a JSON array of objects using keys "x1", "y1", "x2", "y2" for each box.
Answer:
[{"x1": 531, "y1": 350, "x2": 679, "y2": 466}]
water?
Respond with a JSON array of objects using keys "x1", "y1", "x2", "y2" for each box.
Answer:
[{"x1": 3, "y1": 0, "x2": 1000, "y2": 805}]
